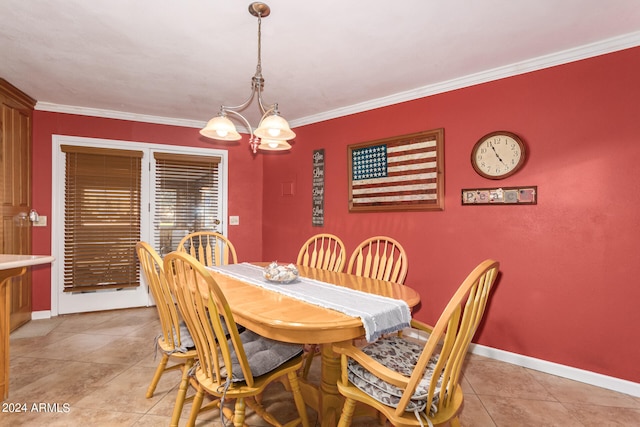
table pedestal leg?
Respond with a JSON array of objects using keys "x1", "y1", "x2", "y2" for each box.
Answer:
[{"x1": 319, "y1": 343, "x2": 344, "y2": 427}]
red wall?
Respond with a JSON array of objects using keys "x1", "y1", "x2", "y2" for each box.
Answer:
[
  {"x1": 31, "y1": 113, "x2": 264, "y2": 310},
  {"x1": 260, "y1": 47, "x2": 640, "y2": 383},
  {"x1": 29, "y1": 46, "x2": 640, "y2": 383}
]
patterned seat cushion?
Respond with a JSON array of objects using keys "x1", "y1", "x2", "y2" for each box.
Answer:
[{"x1": 347, "y1": 335, "x2": 442, "y2": 414}]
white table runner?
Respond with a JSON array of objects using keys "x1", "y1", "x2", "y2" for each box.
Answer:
[{"x1": 207, "y1": 263, "x2": 411, "y2": 343}]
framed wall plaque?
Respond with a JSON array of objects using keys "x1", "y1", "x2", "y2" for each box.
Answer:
[
  {"x1": 348, "y1": 129, "x2": 444, "y2": 212},
  {"x1": 461, "y1": 186, "x2": 537, "y2": 205}
]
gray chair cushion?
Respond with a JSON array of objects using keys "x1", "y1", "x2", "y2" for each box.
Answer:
[
  {"x1": 176, "y1": 321, "x2": 195, "y2": 349},
  {"x1": 227, "y1": 330, "x2": 303, "y2": 382},
  {"x1": 347, "y1": 335, "x2": 442, "y2": 415},
  {"x1": 162, "y1": 321, "x2": 195, "y2": 353},
  {"x1": 172, "y1": 316, "x2": 246, "y2": 352}
]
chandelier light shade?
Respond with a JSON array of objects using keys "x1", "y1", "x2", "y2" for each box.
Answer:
[
  {"x1": 200, "y1": 115, "x2": 242, "y2": 141},
  {"x1": 254, "y1": 113, "x2": 296, "y2": 140},
  {"x1": 257, "y1": 139, "x2": 292, "y2": 151},
  {"x1": 200, "y1": 2, "x2": 296, "y2": 154}
]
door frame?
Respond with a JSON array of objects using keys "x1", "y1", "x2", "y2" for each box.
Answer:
[{"x1": 50, "y1": 135, "x2": 228, "y2": 316}]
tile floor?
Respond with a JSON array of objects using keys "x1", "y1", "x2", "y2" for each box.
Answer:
[{"x1": 4, "y1": 307, "x2": 640, "y2": 426}]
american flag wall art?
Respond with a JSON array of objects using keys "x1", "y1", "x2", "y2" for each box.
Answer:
[{"x1": 348, "y1": 129, "x2": 444, "y2": 212}]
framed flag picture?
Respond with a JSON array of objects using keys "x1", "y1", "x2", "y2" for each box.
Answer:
[{"x1": 348, "y1": 128, "x2": 444, "y2": 212}]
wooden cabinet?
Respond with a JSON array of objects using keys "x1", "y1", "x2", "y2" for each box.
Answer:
[
  {"x1": 0, "y1": 79, "x2": 35, "y2": 401},
  {"x1": 0, "y1": 78, "x2": 36, "y2": 332}
]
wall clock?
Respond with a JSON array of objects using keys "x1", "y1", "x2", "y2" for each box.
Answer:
[{"x1": 471, "y1": 131, "x2": 526, "y2": 179}]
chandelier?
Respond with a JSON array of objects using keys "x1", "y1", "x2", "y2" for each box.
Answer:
[{"x1": 200, "y1": 2, "x2": 295, "y2": 154}]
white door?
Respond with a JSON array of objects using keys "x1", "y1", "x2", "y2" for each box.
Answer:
[{"x1": 51, "y1": 135, "x2": 227, "y2": 315}]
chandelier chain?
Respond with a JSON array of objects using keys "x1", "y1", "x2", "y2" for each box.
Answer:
[{"x1": 256, "y1": 12, "x2": 262, "y2": 80}]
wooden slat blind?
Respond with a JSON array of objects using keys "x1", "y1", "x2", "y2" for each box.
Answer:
[
  {"x1": 62, "y1": 145, "x2": 143, "y2": 292},
  {"x1": 153, "y1": 152, "x2": 221, "y2": 256}
]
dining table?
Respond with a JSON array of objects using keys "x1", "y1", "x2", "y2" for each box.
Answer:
[{"x1": 206, "y1": 262, "x2": 421, "y2": 427}]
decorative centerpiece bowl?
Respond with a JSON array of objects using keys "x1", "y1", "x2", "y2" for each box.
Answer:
[{"x1": 263, "y1": 262, "x2": 299, "y2": 284}]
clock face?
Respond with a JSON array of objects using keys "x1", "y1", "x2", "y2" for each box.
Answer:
[{"x1": 471, "y1": 131, "x2": 526, "y2": 179}]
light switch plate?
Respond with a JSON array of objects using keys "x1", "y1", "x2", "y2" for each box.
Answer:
[
  {"x1": 33, "y1": 215, "x2": 47, "y2": 227},
  {"x1": 229, "y1": 215, "x2": 240, "y2": 225}
]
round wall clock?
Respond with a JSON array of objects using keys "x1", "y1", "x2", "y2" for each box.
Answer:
[{"x1": 471, "y1": 131, "x2": 526, "y2": 179}]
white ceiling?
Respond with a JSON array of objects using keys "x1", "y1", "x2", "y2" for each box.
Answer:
[{"x1": 2, "y1": 0, "x2": 640, "y2": 130}]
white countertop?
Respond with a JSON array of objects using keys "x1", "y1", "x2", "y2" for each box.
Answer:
[{"x1": 0, "y1": 255, "x2": 55, "y2": 270}]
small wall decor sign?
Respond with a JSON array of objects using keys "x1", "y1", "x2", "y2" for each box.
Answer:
[
  {"x1": 312, "y1": 149, "x2": 325, "y2": 226},
  {"x1": 461, "y1": 186, "x2": 537, "y2": 205}
]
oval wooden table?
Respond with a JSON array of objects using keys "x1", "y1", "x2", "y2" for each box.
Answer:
[
  {"x1": 1, "y1": 255, "x2": 55, "y2": 401},
  {"x1": 207, "y1": 264, "x2": 421, "y2": 426}
]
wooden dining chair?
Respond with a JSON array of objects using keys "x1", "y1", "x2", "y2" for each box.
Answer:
[
  {"x1": 135, "y1": 242, "x2": 198, "y2": 427},
  {"x1": 333, "y1": 259, "x2": 500, "y2": 427},
  {"x1": 163, "y1": 251, "x2": 310, "y2": 427},
  {"x1": 296, "y1": 233, "x2": 347, "y2": 272},
  {"x1": 297, "y1": 233, "x2": 347, "y2": 379},
  {"x1": 177, "y1": 231, "x2": 238, "y2": 267},
  {"x1": 347, "y1": 236, "x2": 408, "y2": 284}
]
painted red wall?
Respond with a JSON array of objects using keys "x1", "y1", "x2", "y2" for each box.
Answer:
[
  {"x1": 28, "y1": 46, "x2": 640, "y2": 383},
  {"x1": 31, "y1": 112, "x2": 264, "y2": 310},
  {"x1": 261, "y1": 46, "x2": 640, "y2": 383}
]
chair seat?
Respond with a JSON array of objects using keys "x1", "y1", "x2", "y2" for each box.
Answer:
[
  {"x1": 194, "y1": 354, "x2": 304, "y2": 398},
  {"x1": 157, "y1": 317, "x2": 246, "y2": 354},
  {"x1": 226, "y1": 330, "x2": 303, "y2": 381},
  {"x1": 136, "y1": 241, "x2": 199, "y2": 427},
  {"x1": 348, "y1": 336, "x2": 442, "y2": 415},
  {"x1": 334, "y1": 260, "x2": 500, "y2": 427},
  {"x1": 163, "y1": 251, "x2": 310, "y2": 427}
]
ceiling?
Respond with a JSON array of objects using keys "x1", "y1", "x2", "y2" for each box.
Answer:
[{"x1": 2, "y1": 0, "x2": 640, "y2": 130}]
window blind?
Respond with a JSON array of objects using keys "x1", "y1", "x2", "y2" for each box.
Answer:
[
  {"x1": 153, "y1": 152, "x2": 221, "y2": 256},
  {"x1": 62, "y1": 145, "x2": 143, "y2": 292}
]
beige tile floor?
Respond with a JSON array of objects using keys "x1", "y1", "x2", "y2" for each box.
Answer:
[{"x1": 4, "y1": 307, "x2": 640, "y2": 426}]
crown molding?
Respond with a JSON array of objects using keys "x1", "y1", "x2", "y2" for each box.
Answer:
[
  {"x1": 289, "y1": 30, "x2": 640, "y2": 128},
  {"x1": 34, "y1": 102, "x2": 206, "y2": 129},
  {"x1": 36, "y1": 31, "x2": 640, "y2": 129}
]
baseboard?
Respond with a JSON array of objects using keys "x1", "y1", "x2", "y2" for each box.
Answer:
[
  {"x1": 31, "y1": 310, "x2": 52, "y2": 320},
  {"x1": 401, "y1": 328, "x2": 640, "y2": 398},
  {"x1": 468, "y1": 343, "x2": 640, "y2": 398}
]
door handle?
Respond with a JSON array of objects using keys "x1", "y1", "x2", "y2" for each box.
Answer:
[{"x1": 29, "y1": 209, "x2": 40, "y2": 222}]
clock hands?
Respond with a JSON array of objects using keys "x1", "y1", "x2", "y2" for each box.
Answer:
[{"x1": 489, "y1": 141, "x2": 508, "y2": 167}]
